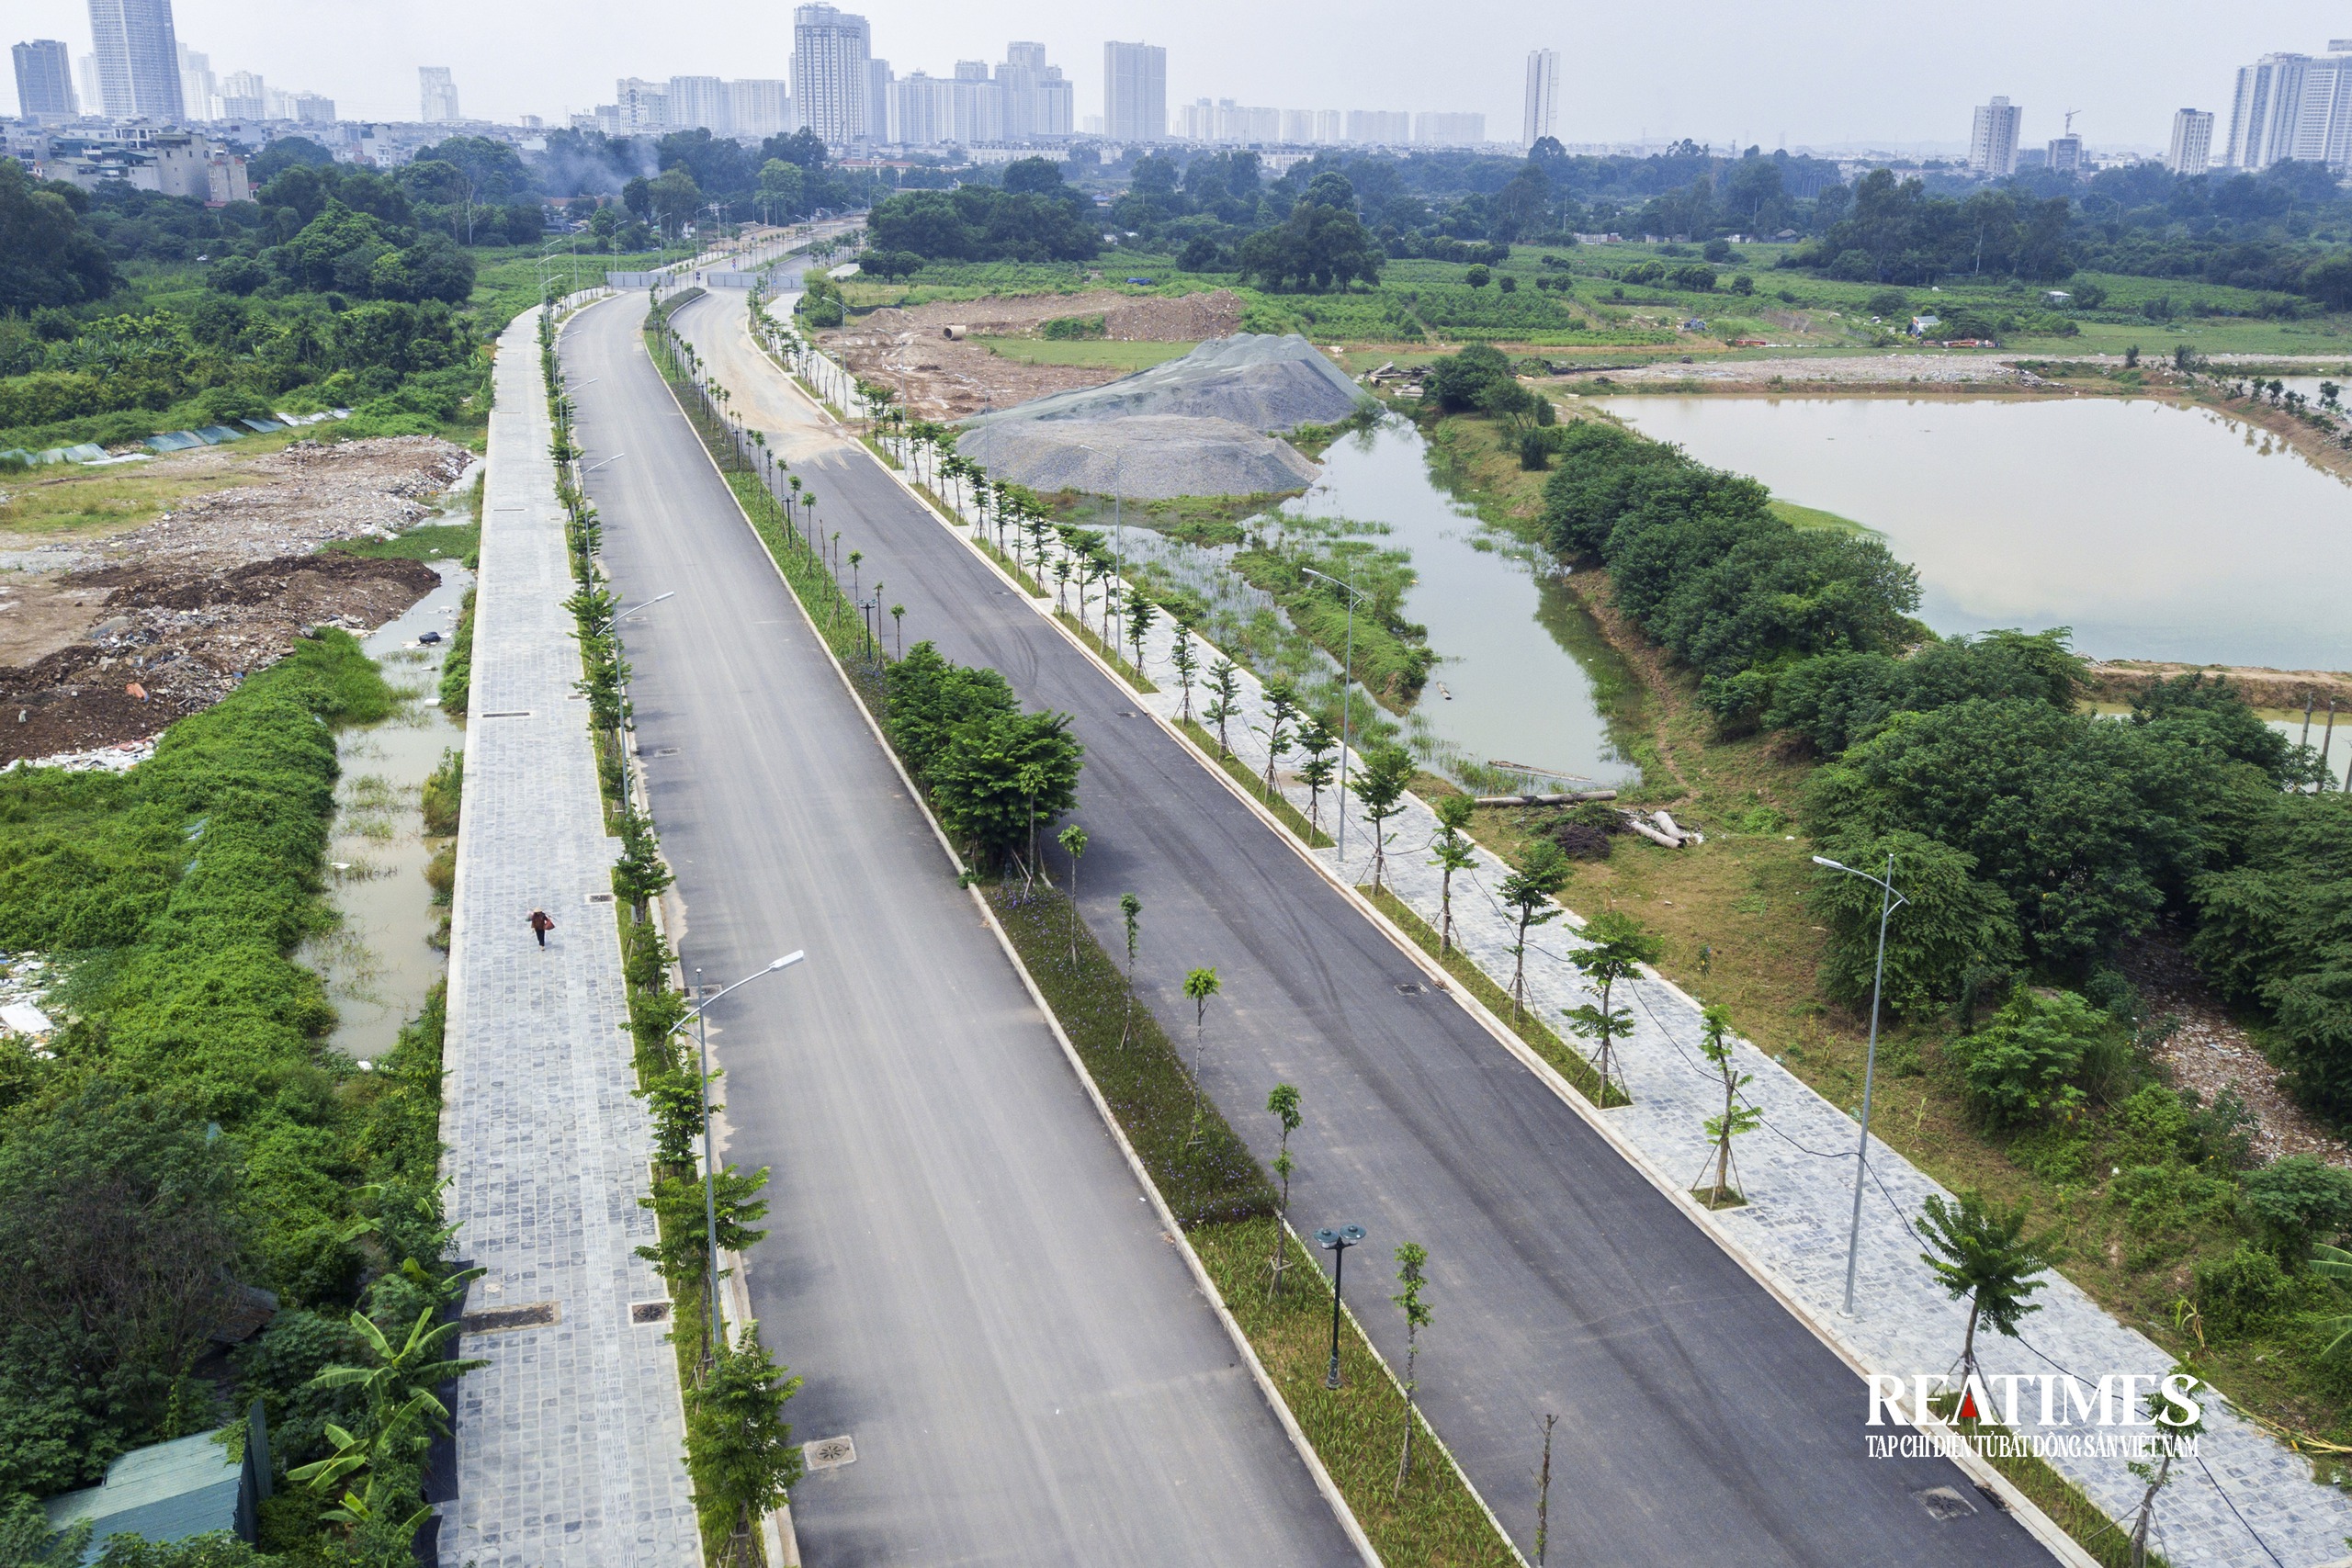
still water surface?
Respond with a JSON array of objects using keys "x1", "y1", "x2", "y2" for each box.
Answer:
[{"x1": 1598, "y1": 395, "x2": 2352, "y2": 669}]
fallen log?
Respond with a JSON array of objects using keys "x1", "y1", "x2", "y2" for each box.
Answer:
[{"x1": 1625, "y1": 817, "x2": 1686, "y2": 849}]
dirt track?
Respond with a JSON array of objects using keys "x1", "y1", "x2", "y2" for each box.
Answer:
[{"x1": 823, "y1": 289, "x2": 1244, "y2": 420}]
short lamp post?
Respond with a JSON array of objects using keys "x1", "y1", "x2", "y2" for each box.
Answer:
[
  {"x1": 669, "y1": 950, "x2": 806, "y2": 1359},
  {"x1": 1811, "y1": 854, "x2": 1906, "y2": 1318},
  {"x1": 1314, "y1": 1224, "x2": 1368, "y2": 1389}
]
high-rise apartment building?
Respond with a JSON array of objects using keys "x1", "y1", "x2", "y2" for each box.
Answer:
[
  {"x1": 2222, "y1": 45, "x2": 2352, "y2": 171},
  {"x1": 86, "y1": 0, "x2": 185, "y2": 120},
  {"x1": 667, "y1": 75, "x2": 729, "y2": 134},
  {"x1": 288, "y1": 91, "x2": 334, "y2": 124},
  {"x1": 1315, "y1": 108, "x2": 1342, "y2": 144},
  {"x1": 217, "y1": 69, "x2": 263, "y2": 119},
  {"x1": 1417, "y1": 111, "x2": 1486, "y2": 146},
  {"x1": 616, "y1": 77, "x2": 668, "y2": 135},
  {"x1": 2166, "y1": 107, "x2": 2214, "y2": 175},
  {"x1": 1523, "y1": 48, "x2": 1560, "y2": 146},
  {"x1": 13, "y1": 39, "x2": 76, "y2": 118},
  {"x1": 1968, "y1": 96, "x2": 2022, "y2": 175},
  {"x1": 1102, "y1": 40, "x2": 1166, "y2": 141},
  {"x1": 868, "y1": 58, "x2": 893, "y2": 139},
  {"x1": 1346, "y1": 108, "x2": 1411, "y2": 144},
  {"x1": 792, "y1": 4, "x2": 874, "y2": 145},
  {"x1": 175, "y1": 42, "x2": 210, "y2": 119},
  {"x1": 731, "y1": 79, "x2": 793, "y2": 139},
  {"x1": 419, "y1": 65, "x2": 459, "y2": 121},
  {"x1": 2045, "y1": 134, "x2": 2083, "y2": 175},
  {"x1": 1038, "y1": 66, "x2": 1072, "y2": 138}
]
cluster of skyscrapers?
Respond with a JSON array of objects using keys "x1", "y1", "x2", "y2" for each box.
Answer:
[{"x1": 13, "y1": 0, "x2": 363, "y2": 128}]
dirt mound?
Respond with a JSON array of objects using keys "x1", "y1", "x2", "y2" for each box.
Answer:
[
  {"x1": 964, "y1": 333, "x2": 1368, "y2": 434},
  {"x1": 956, "y1": 415, "x2": 1318, "y2": 502},
  {"x1": 821, "y1": 290, "x2": 1247, "y2": 422},
  {"x1": 0, "y1": 554, "x2": 438, "y2": 764}
]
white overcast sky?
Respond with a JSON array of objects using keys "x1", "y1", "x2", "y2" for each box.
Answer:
[{"x1": 13, "y1": 0, "x2": 2350, "y2": 151}]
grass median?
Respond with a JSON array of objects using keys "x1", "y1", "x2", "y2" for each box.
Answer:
[{"x1": 1176, "y1": 716, "x2": 1334, "y2": 848}]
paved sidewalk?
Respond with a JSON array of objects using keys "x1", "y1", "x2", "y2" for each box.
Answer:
[
  {"x1": 858, "y1": 386, "x2": 2352, "y2": 1568},
  {"x1": 435, "y1": 306, "x2": 699, "y2": 1567}
]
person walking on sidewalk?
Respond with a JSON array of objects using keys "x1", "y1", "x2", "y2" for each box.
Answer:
[{"x1": 528, "y1": 908, "x2": 555, "y2": 948}]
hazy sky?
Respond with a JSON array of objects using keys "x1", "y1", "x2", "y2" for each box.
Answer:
[{"x1": 16, "y1": 0, "x2": 2351, "y2": 151}]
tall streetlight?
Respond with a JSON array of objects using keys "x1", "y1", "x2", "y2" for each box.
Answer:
[
  {"x1": 1811, "y1": 853, "x2": 1905, "y2": 1319},
  {"x1": 1314, "y1": 1224, "x2": 1367, "y2": 1388},
  {"x1": 1301, "y1": 564, "x2": 1365, "y2": 863},
  {"x1": 669, "y1": 951, "x2": 807, "y2": 1359}
]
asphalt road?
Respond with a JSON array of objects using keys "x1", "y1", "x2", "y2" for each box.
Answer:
[
  {"x1": 562, "y1": 292, "x2": 1360, "y2": 1568},
  {"x1": 665, "y1": 276, "x2": 2056, "y2": 1567}
]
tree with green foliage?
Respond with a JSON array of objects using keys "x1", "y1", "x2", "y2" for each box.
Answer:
[
  {"x1": 639, "y1": 1070, "x2": 721, "y2": 1168},
  {"x1": 1204, "y1": 659, "x2": 1242, "y2": 758},
  {"x1": 1235, "y1": 192, "x2": 1384, "y2": 291},
  {"x1": 1564, "y1": 910, "x2": 1662, "y2": 1099},
  {"x1": 1350, "y1": 742, "x2": 1419, "y2": 892},
  {"x1": 1430, "y1": 794, "x2": 1478, "y2": 956},
  {"x1": 1391, "y1": 1241, "x2": 1431, "y2": 1496},
  {"x1": 2241, "y1": 1155, "x2": 2352, "y2": 1261},
  {"x1": 1058, "y1": 824, "x2": 1088, "y2": 962},
  {"x1": 1125, "y1": 591, "x2": 1158, "y2": 677},
  {"x1": 1260, "y1": 677, "x2": 1301, "y2": 801},
  {"x1": 1806, "y1": 830, "x2": 2019, "y2": 1021},
  {"x1": 1183, "y1": 967, "x2": 1222, "y2": 1145},
  {"x1": 1170, "y1": 619, "x2": 1200, "y2": 723},
  {"x1": 1917, "y1": 1190, "x2": 2052, "y2": 1381},
  {"x1": 1266, "y1": 1084, "x2": 1302, "y2": 1296},
  {"x1": 1697, "y1": 1005, "x2": 1761, "y2": 1208},
  {"x1": 2124, "y1": 1373, "x2": 2207, "y2": 1568},
  {"x1": 1296, "y1": 717, "x2": 1338, "y2": 836},
  {"x1": 1498, "y1": 839, "x2": 1570, "y2": 1017},
  {"x1": 685, "y1": 1326, "x2": 805, "y2": 1568},
  {"x1": 0, "y1": 161, "x2": 119, "y2": 310}
]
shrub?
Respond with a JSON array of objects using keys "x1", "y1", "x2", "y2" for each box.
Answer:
[
  {"x1": 1807, "y1": 830, "x2": 2019, "y2": 1022},
  {"x1": 2192, "y1": 1245, "x2": 2293, "y2": 1334},
  {"x1": 2242, "y1": 1155, "x2": 2352, "y2": 1260},
  {"x1": 1951, "y1": 987, "x2": 2112, "y2": 1125}
]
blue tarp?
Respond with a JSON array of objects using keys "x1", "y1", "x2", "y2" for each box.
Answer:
[
  {"x1": 145, "y1": 431, "x2": 206, "y2": 452},
  {"x1": 192, "y1": 425, "x2": 245, "y2": 445},
  {"x1": 238, "y1": 416, "x2": 285, "y2": 434}
]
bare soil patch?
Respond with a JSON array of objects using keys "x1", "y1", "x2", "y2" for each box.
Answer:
[
  {"x1": 0, "y1": 435, "x2": 468, "y2": 763},
  {"x1": 823, "y1": 289, "x2": 1243, "y2": 420}
]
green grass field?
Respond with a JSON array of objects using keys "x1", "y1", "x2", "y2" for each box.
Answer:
[
  {"x1": 1768, "y1": 498, "x2": 1879, "y2": 536},
  {"x1": 975, "y1": 337, "x2": 1200, "y2": 369}
]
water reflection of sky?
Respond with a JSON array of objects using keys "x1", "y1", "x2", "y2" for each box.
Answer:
[
  {"x1": 1600, "y1": 395, "x2": 2352, "y2": 669},
  {"x1": 1281, "y1": 423, "x2": 1638, "y2": 786}
]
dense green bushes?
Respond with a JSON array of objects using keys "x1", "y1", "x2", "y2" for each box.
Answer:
[
  {"x1": 886, "y1": 642, "x2": 1082, "y2": 868},
  {"x1": 0, "y1": 633, "x2": 455, "y2": 1548},
  {"x1": 1540, "y1": 418, "x2": 1920, "y2": 697}
]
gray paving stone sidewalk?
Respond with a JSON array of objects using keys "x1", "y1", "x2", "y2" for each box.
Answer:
[
  {"x1": 873, "y1": 404, "x2": 2352, "y2": 1568},
  {"x1": 435, "y1": 306, "x2": 699, "y2": 1567}
]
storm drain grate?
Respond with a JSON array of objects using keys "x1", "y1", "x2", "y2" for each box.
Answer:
[
  {"x1": 1912, "y1": 1485, "x2": 1976, "y2": 1522},
  {"x1": 803, "y1": 1435, "x2": 857, "y2": 1472},
  {"x1": 1395, "y1": 983, "x2": 1423, "y2": 996},
  {"x1": 585, "y1": 893, "x2": 615, "y2": 904},
  {"x1": 462, "y1": 1302, "x2": 559, "y2": 1335},
  {"x1": 630, "y1": 1301, "x2": 672, "y2": 1324}
]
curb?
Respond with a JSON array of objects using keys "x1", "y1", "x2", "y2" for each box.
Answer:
[
  {"x1": 769, "y1": 321, "x2": 2093, "y2": 1568},
  {"x1": 652, "y1": 293, "x2": 1384, "y2": 1568}
]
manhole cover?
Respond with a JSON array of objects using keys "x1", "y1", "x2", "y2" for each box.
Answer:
[
  {"x1": 803, "y1": 1434, "x2": 857, "y2": 1471},
  {"x1": 584, "y1": 893, "x2": 615, "y2": 904},
  {"x1": 630, "y1": 1301, "x2": 671, "y2": 1324},
  {"x1": 652, "y1": 747, "x2": 681, "y2": 757},
  {"x1": 1395, "y1": 982, "x2": 1423, "y2": 996},
  {"x1": 1912, "y1": 1485, "x2": 1976, "y2": 1522}
]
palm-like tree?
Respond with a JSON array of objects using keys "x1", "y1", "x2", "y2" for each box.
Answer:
[
  {"x1": 1429, "y1": 793, "x2": 1476, "y2": 955},
  {"x1": 1182, "y1": 966, "x2": 1221, "y2": 1145}
]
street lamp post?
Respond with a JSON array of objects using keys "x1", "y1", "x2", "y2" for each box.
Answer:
[
  {"x1": 1811, "y1": 853, "x2": 1906, "y2": 1318},
  {"x1": 1300, "y1": 565, "x2": 1365, "y2": 863},
  {"x1": 668, "y1": 951, "x2": 806, "y2": 1359},
  {"x1": 1314, "y1": 1224, "x2": 1367, "y2": 1389}
]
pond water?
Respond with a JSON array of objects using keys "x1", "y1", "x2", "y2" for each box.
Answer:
[
  {"x1": 1120, "y1": 419, "x2": 1640, "y2": 789},
  {"x1": 295, "y1": 562, "x2": 469, "y2": 1062},
  {"x1": 1596, "y1": 394, "x2": 2352, "y2": 670},
  {"x1": 1280, "y1": 423, "x2": 1640, "y2": 788}
]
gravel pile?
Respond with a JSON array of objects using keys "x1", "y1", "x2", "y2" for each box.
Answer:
[
  {"x1": 956, "y1": 415, "x2": 1318, "y2": 501},
  {"x1": 956, "y1": 333, "x2": 1366, "y2": 499},
  {"x1": 967, "y1": 333, "x2": 1369, "y2": 433}
]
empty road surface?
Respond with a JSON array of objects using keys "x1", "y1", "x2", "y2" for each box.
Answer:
[
  {"x1": 651, "y1": 275, "x2": 2055, "y2": 1568},
  {"x1": 563, "y1": 290, "x2": 1360, "y2": 1567}
]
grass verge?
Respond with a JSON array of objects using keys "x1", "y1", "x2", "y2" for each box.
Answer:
[
  {"x1": 1176, "y1": 716, "x2": 1334, "y2": 848},
  {"x1": 1362, "y1": 882, "x2": 1626, "y2": 1110},
  {"x1": 1933, "y1": 1401, "x2": 2164, "y2": 1568},
  {"x1": 1191, "y1": 1218, "x2": 1520, "y2": 1568}
]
